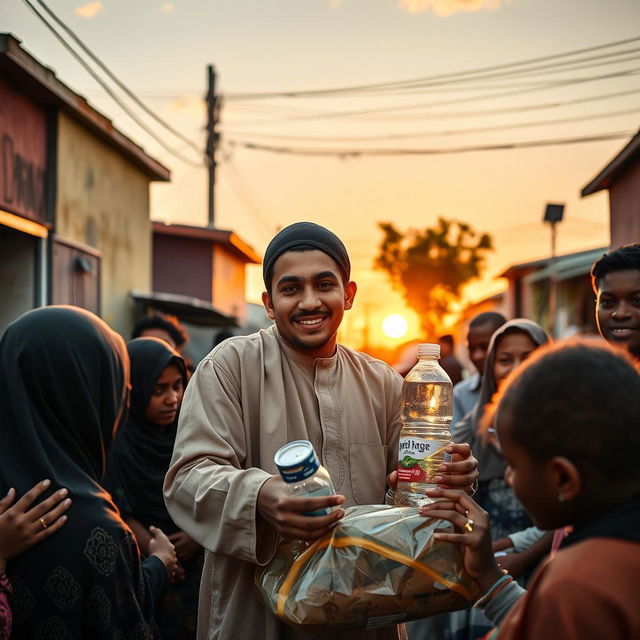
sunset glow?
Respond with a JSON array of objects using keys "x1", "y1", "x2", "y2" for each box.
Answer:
[
  {"x1": 5, "y1": 0, "x2": 633, "y2": 355},
  {"x1": 382, "y1": 314, "x2": 409, "y2": 339}
]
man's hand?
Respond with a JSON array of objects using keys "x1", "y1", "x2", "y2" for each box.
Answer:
[
  {"x1": 257, "y1": 476, "x2": 345, "y2": 541},
  {"x1": 168, "y1": 531, "x2": 201, "y2": 562}
]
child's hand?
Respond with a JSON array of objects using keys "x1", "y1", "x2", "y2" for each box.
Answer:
[
  {"x1": 0, "y1": 480, "x2": 72, "y2": 570},
  {"x1": 148, "y1": 526, "x2": 178, "y2": 579},
  {"x1": 433, "y1": 443, "x2": 479, "y2": 494},
  {"x1": 420, "y1": 488, "x2": 502, "y2": 592},
  {"x1": 167, "y1": 531, "x2": 201, "y2": 562}
]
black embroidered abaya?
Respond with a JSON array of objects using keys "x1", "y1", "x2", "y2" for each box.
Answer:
[{"x1": 0, "y1": 306, "x2": 168, "y2": 639}]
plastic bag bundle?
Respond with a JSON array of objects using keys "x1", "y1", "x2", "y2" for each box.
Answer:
[{"x1": 256, "y1": 504, "x2": 480, "y2": 632}]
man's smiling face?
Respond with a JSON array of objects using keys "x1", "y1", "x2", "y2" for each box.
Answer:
[
  {"x1": 262, "y1": 250, "x2": 356, "y2": 358},
  {"x1": 596, "y1": 269, "x2": 640, "y2": 359}
]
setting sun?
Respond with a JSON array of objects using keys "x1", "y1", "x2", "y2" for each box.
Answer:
[{"x1": 382, "y1": 314, "x2": 408, "y2": 339}]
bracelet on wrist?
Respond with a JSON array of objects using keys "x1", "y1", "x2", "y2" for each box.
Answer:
[{"x1": 474, "y1": 570, "x2": 512, "y2": 609}]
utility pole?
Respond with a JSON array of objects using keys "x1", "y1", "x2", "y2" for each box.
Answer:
[
  {"x1": 206, "y1": 65, "x2": 220, "y2": 227},
  {"x1": 543, "y1": 203, "x2": 565, "y2": 338}
]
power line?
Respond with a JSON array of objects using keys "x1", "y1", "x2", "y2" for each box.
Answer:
[
  {"x1": 221, "y1": 86, "x2": 640, "y2": 126},
  {"x1": 229, "y1": 68, "x2": 640, "y2": 123},
  {"x1": 222, "y1": 54, "x2": 640, "y2": 118},
  {"x1": 370, "y1": 86, "x2": 640, "y2": 122},
  {"x1": 32, "y1": 0, "x2": 204, "y2": 158},
  {"x1": 22, "y1": 0, "x2": 204, "y2": 167},
  {"x1": 331, "y1": 49, "x2": 640, "y2": 97},
  {"x1": 225, "y1": 35, "x2": 640, "y2": 100},
  {"x1": 106, "y1": 45, "x2": 640, "y2": 109},
  {"x1": 323, "y1": 47, "x2": 640, "y2": 99},
  {"x1": 223, "y1": 106, "x2": 640, "y2": 143},
  {"x1": 220, "y1": 154, "x2": 278, "y2": 240},
  {"x1": 359, "y1": 47, "x2": 640, "y2": 95},
  {"x1": 228, "y1": 129, "x2": 635, "y2": 158},
  {"x1": 101, "y1": 47, "x2": 640, "y2": 106}
]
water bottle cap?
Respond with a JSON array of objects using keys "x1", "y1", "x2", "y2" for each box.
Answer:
[
  {"x1": 274, "y1": 440, "x2": 320, "y2": 483},
  {"x1": 417, "y1": 343, "x2": 440, "y2": 358}
]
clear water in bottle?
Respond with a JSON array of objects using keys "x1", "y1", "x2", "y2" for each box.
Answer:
[
  {"x1": 395, "y1": 344, "x2": 453, "y2": 508},
  {"x1": 274, "y1": 440, "x2": 336, "y2": 516}
]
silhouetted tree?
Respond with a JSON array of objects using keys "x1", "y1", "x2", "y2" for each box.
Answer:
[{"x1": 375, "y1": 217, "x2": 493, "y2": 336}]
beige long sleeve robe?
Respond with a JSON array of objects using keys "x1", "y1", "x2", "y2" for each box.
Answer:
[{"x1": 164, "y1": 325, "x2": 406, "y2": 640}]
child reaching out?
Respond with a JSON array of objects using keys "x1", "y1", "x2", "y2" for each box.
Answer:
[{"x1": 422, "y1": 341, "x2": 640, "y2": 639}]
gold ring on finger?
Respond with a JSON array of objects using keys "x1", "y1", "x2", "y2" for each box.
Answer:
[
  {"x1": 39, "y1": 517, "x2": 48, "y2": 530},
  {"x1": 464, "y1": 518, "x2": 474, "y2": 533}
]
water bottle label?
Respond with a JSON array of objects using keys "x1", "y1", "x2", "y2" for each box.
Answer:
[
  {"x1": 300, "y1": 485, "x2": 333, "y2": 516},
  {"x1": 397, "y1": 437, "x2": 450, "y2": 483}
]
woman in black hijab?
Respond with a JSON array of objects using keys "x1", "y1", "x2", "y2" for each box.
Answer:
[
  {"x1": 105, "y1": 338, "x2": 202, "y2": 639},
  {"x1": 0, "y1": 306, "x2": 176, "y2": 639}
]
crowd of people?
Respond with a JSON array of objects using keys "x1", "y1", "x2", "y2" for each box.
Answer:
[{"x1": 0, "y1": 223, "x2": 638, "y2": 640}]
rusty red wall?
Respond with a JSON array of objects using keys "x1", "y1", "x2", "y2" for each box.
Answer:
[
  {"x1": 609, "y1": 162, "x2": 640, "y2": 248},
  {"x1": 153, "y1": 233, "x2": 212, "y2": 302},
  {"x1": 0, "y1": 78, "x2": 48, "y2": 223}
]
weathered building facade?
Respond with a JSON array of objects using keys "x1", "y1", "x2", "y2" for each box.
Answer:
[
  {"x1": 582, "y1": 128, "x2": 640, "y2": 248},
  {"x1": 0, "y1": 33, "x2": 169, "y2": 335},
  {"x1": 132, "y1": 221, "x2": 261, "y2": 362}
]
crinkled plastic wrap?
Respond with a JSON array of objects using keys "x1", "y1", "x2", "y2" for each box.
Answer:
[{"x1": 256, "y1": 505, "x2": 481, "y2": 632}]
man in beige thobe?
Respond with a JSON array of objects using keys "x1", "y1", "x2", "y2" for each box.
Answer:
[{"x1": 164, "y1": 222, "x2": 478, "y2": 640}]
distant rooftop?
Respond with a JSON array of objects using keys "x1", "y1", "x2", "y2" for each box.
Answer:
[
  {"x1": 500, "y1": 246, "x2": 607, "y2": 281},
  {"x1": 581, "y1": 127, "x2": 640, "y2": 196},
  {"x1": 0, "y1": 33, "x2": 170, "y2": 182},
  {"x1": 152, "y1": 221, "x2": 261, "y2": 264}
]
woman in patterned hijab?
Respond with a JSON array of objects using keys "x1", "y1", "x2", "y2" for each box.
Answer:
[{"x1": 0, "y1": 306, "x2": 176, "y2": 638}]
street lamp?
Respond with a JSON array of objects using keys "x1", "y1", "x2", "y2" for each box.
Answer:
[{"x1": 543, "y1": 203, "x2": 565, "y2": 337}]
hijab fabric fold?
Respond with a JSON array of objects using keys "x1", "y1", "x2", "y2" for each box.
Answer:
[{"x1": 0, "y1": 306, "x2": 164, "y2": 638}]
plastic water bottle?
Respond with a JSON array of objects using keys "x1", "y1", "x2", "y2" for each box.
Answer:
[
  {"x1": 394, "y1": 343, "x2": 453, "y2": 508},
  {"x1": 274, "y1": 440, "x2": 336, "y2": 516}
]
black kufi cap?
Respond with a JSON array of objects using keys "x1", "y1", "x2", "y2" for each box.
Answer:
[{"x1": 263, "y1": 221, "x2": 351, "y2": 289}]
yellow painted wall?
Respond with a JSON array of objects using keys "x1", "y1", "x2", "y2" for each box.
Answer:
[
  {"x1": 55, "y1": 113, "x2": 151, "y2": 335},
  {"x1": 212, "y1": 245, "x2": 247, "y2": 324}
]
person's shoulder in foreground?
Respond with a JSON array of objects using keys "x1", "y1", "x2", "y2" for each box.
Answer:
[{"x1": 499, "y1": 536, "x2": 640, "y2": 639}]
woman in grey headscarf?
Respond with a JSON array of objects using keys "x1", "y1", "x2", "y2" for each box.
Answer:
[{"x1": 453, "y1": 318, "x2": 550, "y2": 539}]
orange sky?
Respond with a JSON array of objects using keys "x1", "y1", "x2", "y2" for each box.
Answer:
[{"x1": 3, "y1": 0, "x2": 638, "y2": 350}]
